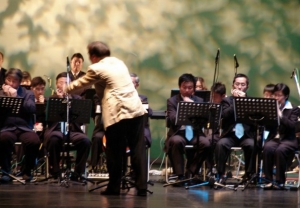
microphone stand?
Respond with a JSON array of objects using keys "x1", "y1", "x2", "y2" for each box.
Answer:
[
  {"x1": 234, "y1": 54, "x2": 239, "y2": 76},
  {"x1": 60, "y1": 57, "x2": 73, "y2": 187},
  {"x1": 290, "y1": 68, "x2": 300, "y2": 100}
]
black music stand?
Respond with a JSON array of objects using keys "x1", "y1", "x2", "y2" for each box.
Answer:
[
  {"x1": 233, "y1": 97, "x2": 279, "y2": 191},
  {"x1": 0, "y1": 97, "x2": 26, "y2": 184},
  {"x1": 42, "y1": 98, "x2": 92, "y2": 186},
  {"x1": 163, "y1": 101, "x2": 222, "y2": 188},
  {"x1": 170, "y1": 89, "x2": 211, "y2": 102}
]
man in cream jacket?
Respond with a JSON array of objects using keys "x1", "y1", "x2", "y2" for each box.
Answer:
[{"x1": 66, "y1": 41, "x2": 148, "y2": 196}]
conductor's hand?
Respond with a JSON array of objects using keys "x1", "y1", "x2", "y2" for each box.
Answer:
[
  {"x1": 183, "y1": 97, "x2": 194, "y2": 102},
  {"x1": 231, "y1": 89, "x2": 246, "y2": 97},
  {"x1": 2, "y1": 84, "x2": 17, "y2": 97}
]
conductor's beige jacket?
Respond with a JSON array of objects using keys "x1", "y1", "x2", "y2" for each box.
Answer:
[{"x1": 66, "y1": 57, "x2": 146, "y2": 129}]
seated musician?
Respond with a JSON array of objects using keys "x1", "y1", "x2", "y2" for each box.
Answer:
[
  {"x1": 165, "y1": 73, "x2": 210, "y2": 184},
  {"x1": 205, "y1": 82, "x2": 226, "y2": 174},
  {"x1": 263, "y1": 83, "x2": 299, "y2": 189},
  {"x1": 130, "y1": 72, "x2": 152, "y2": 147},
  {"x1": 263, "y1": 84, "x2": 275, "y2": 98},
  {"x1": 214, "y1": 73, "x2": 256, "y2": 183},
  {"x1": 43, "y1": 72, "x2": 91, "y2": 180},
  {"x1": 0, "y1": 68, "x2": 40, "y2": 182},
  {"x1": 195, "y1": 76, "x2": 208, "y2": 91}
]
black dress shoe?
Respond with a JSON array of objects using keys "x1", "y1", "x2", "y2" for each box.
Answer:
[
  {"x1": 100, "y1": 189, "x2": 120, "y2": 196},
  {"x1": 263, "y1": 183, "x2": 273, "y2": 190},
  {"x1": 137, "y1": 189, "x2": 147, "y2": 196},
  {"x1": 273, "y1": 184, "x2": 285, "y2": 190}
]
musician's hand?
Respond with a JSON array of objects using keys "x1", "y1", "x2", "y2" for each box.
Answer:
[
  {"x1": 231, "y1": 89, "x2": 246, "y2": 97},
  {"x1": 38, "y1": 95, "x2": 45, "y2": 103},
  {"x1": 2, "y1": 84, "x2": 17, "y2": 97},
  {"x1": 183, "y1": 97, "x2": 194, "y2": 102},
  {"x1": 56, "y1": 89, "x2": 65, "y2": 98}
]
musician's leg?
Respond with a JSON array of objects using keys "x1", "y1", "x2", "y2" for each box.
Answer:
[
  {"x1": 240, "y1": 137, "x2": 256, "y2": 175},
  {"x1": 263, "y1": 139, "x2": 279, "y2": 182},
  {"x1": 70, "y1": 132, "x2": 91, "y2": 175},
  {"x1": 90, "y1": 131, "x2": 104, "y2": 169},
  {"x1": 215, "y1": 136, "x2": 235, "y2": 176},
  {"x1": 18, "y1": 130, "x2": 40, "y2": 178},
  {"x1": 167, "y1": 134, "x2": 186, "y2": 177},
  {"x1": 0, "y1": 131, "x2": 17, "y2": 174}
]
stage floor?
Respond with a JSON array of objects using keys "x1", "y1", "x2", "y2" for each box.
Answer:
[{"x1": 0, "y1": 177, "x2": 299, "y2": 208}]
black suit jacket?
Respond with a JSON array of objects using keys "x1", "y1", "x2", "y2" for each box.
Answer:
[
  {"x1": 220, "y1": 96, "x2": 256, "y2": 138},
  {"x1": 265, "y1": 104, "x2": 299, "y2": 141},
  {"x1": 167, "y1": 94, "x2": 204, "y2": 139},
  {"x1": 0, "y1": 68, "x2": 7, "y2": 90},
  {"x1": 68, "y1": 71, "x2": 86, "y2": 82},
  {"x1": 0, "y1": 86, "x2": 36, "y2": 131}
]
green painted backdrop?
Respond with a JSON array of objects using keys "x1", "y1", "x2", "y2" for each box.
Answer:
[{"x1": 0, "y1": 0, "x2": 299, "y2": 161}]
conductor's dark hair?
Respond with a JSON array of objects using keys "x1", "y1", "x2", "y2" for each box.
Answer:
[{"x1": 88, "y1": 41, "x2": 111, "y2": 58}]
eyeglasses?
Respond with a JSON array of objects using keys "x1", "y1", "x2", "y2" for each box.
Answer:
[{"x1": 234, "y1": 82, "x2": 247, "y2": 87}]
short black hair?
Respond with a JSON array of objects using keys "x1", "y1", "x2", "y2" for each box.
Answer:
[
  {"x1": 130, "y1": 73, "x2": 139, "y2": 84},
  {"x1": 71, "y1": 53, "x2": 84, "y2": 62},
  {"x1": 178, "y1": 73, "x2": 196, "y2": 88},
  {"x1": 263, "y1": 84, "x2": 275, "y2": 93},
  {"x1": 56, "y1": 72, "x2": 67, "y2": 81},
  {"x1": 31, "y1": 76, "x2": 46, "y2": 87},
  {"x1": 232, "y1": 73, "x2": 249, "y2": 86},
  {"x1": 274, "y1": 83, "x2": 290, "y2": 100},
  {"x1": 5, "y1": 68, "x2": 23, "y2": 81},
  {"x1": 211, "y1": 82, "x2": 226, "y2": 95},
  {"x1": 87, "y1": 41, "x2": 110, "y2": 58}
]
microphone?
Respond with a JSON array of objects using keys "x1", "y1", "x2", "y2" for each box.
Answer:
[
  {"x1": 234, "y1": 54, "x2": 239, "y2": 68},
  {"x1": 215, "y1": 48, "x2": 220, "y2": 63},
  {"x1": 290, "y1": 69, "x2": 295, "y2": 79}
]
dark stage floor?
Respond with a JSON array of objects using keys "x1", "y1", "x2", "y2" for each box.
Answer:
[{"x1": 0, "y1": 176, "x2": 300, "y2": 208}]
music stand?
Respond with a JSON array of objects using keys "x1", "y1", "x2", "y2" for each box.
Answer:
[
  {"x1": 163, "y1": 101, "x2": 222, "y2": 188},
  {"x1": 233, "y1": 97, "x2": 279, "y2": 191},
  {"x1": 42, "y1": 98, "x2": 92, "y2": 186},
  {"x1": 0, "y1": 96, "x2": 26, "y2": 184},
  {"x1": 84, "y1": 89, "x2": 96, "y2": 118},
  {"x1": 170, "y1": 89, "x2": 211, "y2": 102}
]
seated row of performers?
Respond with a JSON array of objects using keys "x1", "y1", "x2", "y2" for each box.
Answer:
[
  {"x1": 0, "y1": 66, "x2": 152, "y2": 182},
  {"x1": 166, "y1": 73, "x2": 299, "y2": 189}
]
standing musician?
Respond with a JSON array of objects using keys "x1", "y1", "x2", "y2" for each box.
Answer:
[
  {"x1": 43, "y1": 72, "x2": 91, "y2": 181},
  {"x1": 214, "y1": 73, "x2": 256, "y2": 183},
  {"x1": 0, "y1": 68, "x2": 40, "y2": 182},
  {"x1": 65, "y1": 41, "x2": 148, "y2": 196},
  {"x1": 263, "y1": 83, "x2": 299, "y2": 189},
  {"x1": 165, "y1": 73, "x2": 211, "y2": 184}
]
